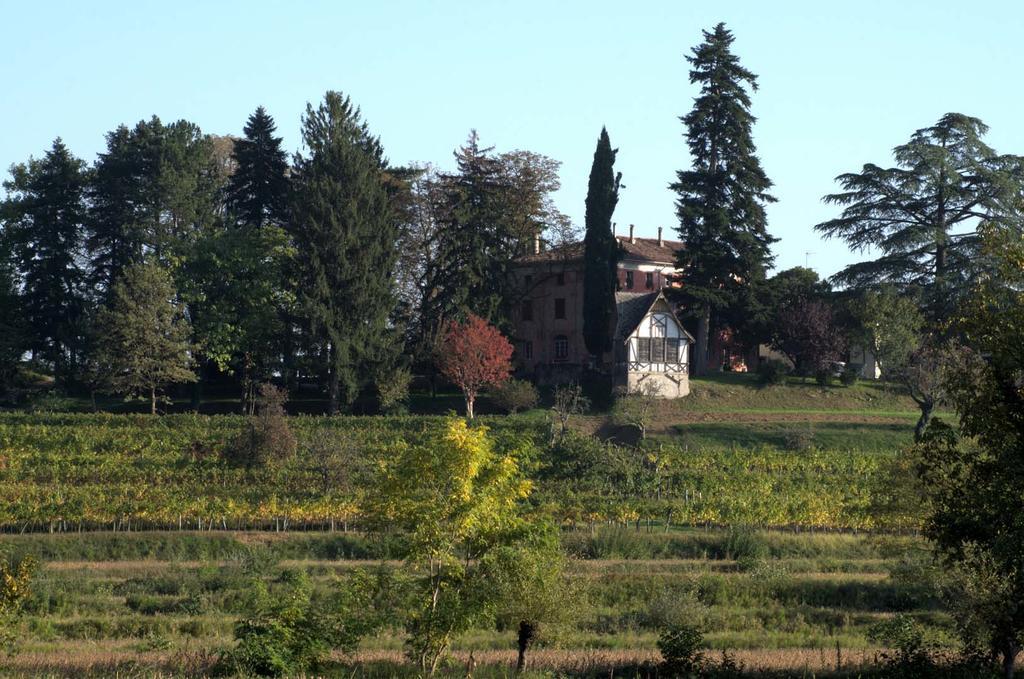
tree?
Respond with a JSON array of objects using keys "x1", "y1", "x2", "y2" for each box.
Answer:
[
  {"x1": 582, "y1": 127, "x2": 621, "y2": 361},
  {"x1": 916, "y1": 225, "x2": 1024, "y2": 678},
  {"x1": 815, "y1": 113, "x2": 1024, "y2": 324},
  {"x1": 773, "y1": 298, "x2": 846, "y2": 379},
  {"x1": 87, "y1": 117, "x2": 220, "y2": 291},
  {"x1": 290, "y1": 92, "x2": 402, "y2": 413},
  {"x1": 225, "y1": 106, "x2": 291, "y2": 228},
  {"x1": 614, "y1": 381, "x2": 663, "y2": 441},
  {"x1": 850, "y1": 287, "x2": 924, "y2": 377},
  {"x1": 740, "y1": 266, "x2": 830, "y2": 350},
  {"x1": 0, "y1": 238, "x2": 26, "y2": 393},
  {"x1": 224, "y1": 383, "x2": 296, "y2": 470},
  {"x1": 93, "y1": 261, "x2": 196, "y2": 414},
  {"x1": 363, "y1": 418, "x2": 534, "y2": 676},
  {"x1": 1, "y1": 138, "x2": 89, "y2": 382},
  {"x1": 550, "y1": 383, "x2": 590, "y2": 445},
  {"x1": 436, "y1": 314, "x2": 513, "y2": 419},
  {"x1": 0, "y1": 555, "x2": 36, "y2": 656},
  {"x1": 903, "y1": 340, "x2": 959, "y2": 441},
  {"x1": 487, "y1": 536, "x2": 581, "y2": 674},
  {"x1": 671, "y1": 23, "x2": 777, "y2": 375}
]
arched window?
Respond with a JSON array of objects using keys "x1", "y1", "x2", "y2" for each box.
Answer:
[{"x1": 553, "y1": 335, "x2": 569, "y2": 362}]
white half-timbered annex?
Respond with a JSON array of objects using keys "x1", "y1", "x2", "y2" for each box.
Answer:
[{"x1": 613, "y1": 291, "x2": 694, "y2": 398}]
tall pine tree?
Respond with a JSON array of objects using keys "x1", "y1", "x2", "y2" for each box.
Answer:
[
  {"x1": 671, "y1": 23, "x2": 776, "y2": 375},
  {"x1": 582, "y1": 127, "x2": 621, "y2": 361},
  {"x1": 225, "y1": 106, "x2": 290, "y2": 228},
  {"x1": 290, "y1": 92, "x2": 401, "y2": 413},
  {"x1": 1, "y1": 138, "x2": 89, "y2": 382}
]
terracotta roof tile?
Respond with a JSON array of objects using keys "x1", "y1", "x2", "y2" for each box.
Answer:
[{"x1": 516, "y1": 235, "x2": 683, "y2": 265}]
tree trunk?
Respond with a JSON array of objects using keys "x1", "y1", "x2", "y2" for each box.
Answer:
[
  {"x1": 328, "y1": 366, "x2": 340, "y2": 415},
  {"x1": 516, "y1": 621, "x2": 535, "y2": 674},
  {"x1": 914, "y1": 400, "x2": 935, "y2": 441},
  {"x1": 465, "y1": 393, "x2": 475, "y2": 420},
  {"x1": 694, "y1": 306, "x2": 711, "y2": 376},
  {"x1": 150, "y1": 387, "x2": 157, "y2": 415},
  {"x1": 1002, "y1": 640, "x2": 1018, "y2": 679}
]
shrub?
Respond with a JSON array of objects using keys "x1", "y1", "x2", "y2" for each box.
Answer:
[
  {"x1": 815, "y1": 367, "x2": 832, "y2": 386},
  {"x1": 724, "y1": 526, "x2": 769, "y2": 563},
  {"x1": 490, "y1": 379, "x2": 539, "y2": 414},
  {"x1": 840, "y1": 364, "x2": 859, "y2": 386},
  {"x1": 783, "y1": 427, "x2": 816, "y2": 452},
  {"x1": 222, "y1": 384, "x2": 296, "y2": 469},
  {"x1": 658, "y1": 622, "x2": 705, "y2": 676},
  {"x1": 376, "y1": 368, "x2": 412, "y2": 414},
  {"x1": 868, "y1": 613, "x2": 938, "y2": 673},
  {"x1": 756, "y1": 359, "x2": 790, "y2": 386}
]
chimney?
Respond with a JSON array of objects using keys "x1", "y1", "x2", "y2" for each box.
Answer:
[
  {"x1": 532, "y1": 234, "x2": 540, "y2": 255},
  {"x1": 629, "y1": 224, "x2": 636, "y2": 244},
  {"x1": 657, "y1": 226, "x2": 663, "y2": 247}
]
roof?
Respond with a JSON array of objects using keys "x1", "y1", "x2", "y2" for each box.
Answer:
[
  {"x1": 517, "y1": 235, "x2": 683, "y2": 265},
  {"x1": 614, "y1": 291, "x2": 695, "y2": 342}
]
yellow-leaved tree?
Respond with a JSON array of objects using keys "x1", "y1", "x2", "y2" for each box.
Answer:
[
  {"x1": 363, "y1": 418, "x2": 535, "y2": 676},
  {"x1": 1, "y1": 555, "x2": 35, "y2": 656}
]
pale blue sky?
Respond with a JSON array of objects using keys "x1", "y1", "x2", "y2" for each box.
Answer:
[{"x1": 2, "y1": 0, "x2": 1022, "y2": 277}]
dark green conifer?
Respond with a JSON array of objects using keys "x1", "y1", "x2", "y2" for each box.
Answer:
[
  {"x1": 225, "y1": 106, "x2": 290, "y2": 228},
  {"x1": 290, "y1": 92, "x2": 401, "y2": 413},
  {"x1": 582, "y1": 127, "x2": 621, "y2": 361},
  {"x1": 671, "y1": 23, "x2": 777, "y2": 374}
]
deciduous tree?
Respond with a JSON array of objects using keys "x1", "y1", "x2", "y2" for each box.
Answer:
[
  {"x1": 436, "y1": 314, "x2": 513, "y2": 419},
  {"x1": 93, "y1": 261, "x2": 196, "y2": 414},
  {"x1": 773, "y1": 299, "x2": 845, "y2": 379}
]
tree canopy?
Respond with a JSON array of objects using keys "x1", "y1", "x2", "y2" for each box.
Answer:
[{"x1": 582, "y1": 127, "x2": 621, "y2": 360}]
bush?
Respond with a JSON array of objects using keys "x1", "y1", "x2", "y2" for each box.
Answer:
[
  {"x1": 815, "y1": 368, "x2": 832, "y2": 386},
  {"x1": 724, "y1": 526, "x2": 769, "y2": 563},
  {"x1": 840, "y1": 364, "x2": 859, "y2": 386},
  {"x1": 658, "y1": 622, "x2": 705, "y2": 676},
  {"x1": 490, "y1": 379, "x2": 539, "y2": 414},
  {"x1": 783, "y1": 427, "x2": 816, "y2": 452},
  {"x1": 756, "y1": 359, "x2": 790, "y2": 386},
  {"x1": 376, "y1": 368, "x2": 412, "y2": 414},
  {"x1": 222, "y1": 384, "x2": 295, "y2": 469}
]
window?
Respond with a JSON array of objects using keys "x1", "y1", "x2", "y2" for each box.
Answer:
[
  {"x1": 667, "y1": 338, "x2": 680, "y2": 363},
  {"x1": 651, "y1": 337, "x2": 666, "y2": 363},
  {"x1": 625, "y1": 271, "x2": 634, "y2": 289},
  {"x1": 521, "y1": 300, "x2": 533, "y2": 321},
  {"x1": 524, "y1": 341, "x2": 533, "y2": 359},
  {"x1": 554, "y1": 298, "x2": 566, "y2": 319},
  {"x1": 553, "y1": 335, "x2": 569, "y2": 361},
  {"x1": 645, "y1": 272, "x2": 654, "y2": 289},
  {"x1": 556, "y1": 272, "x2": 565, "y2": 286},
  {"x1": 637, "y1": 338, "x2": 651, "y2": 362}
]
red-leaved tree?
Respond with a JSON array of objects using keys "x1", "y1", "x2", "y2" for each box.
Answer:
[{"x1": 436, "y1": 314, "x2": 514, "y2": 419}]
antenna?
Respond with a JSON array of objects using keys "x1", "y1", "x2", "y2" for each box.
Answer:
[{"x1": 804, "y1": 251, "x2": 815, "y2": 268}]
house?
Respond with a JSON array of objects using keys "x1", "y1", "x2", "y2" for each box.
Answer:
[
  {"x1": 512, "y1": 225, "x2": 693, "y2": 397},
  {"x1": 613, "y1": 291, "x2": 694, "y2": 397}
]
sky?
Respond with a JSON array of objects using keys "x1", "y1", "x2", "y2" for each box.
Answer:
[{"x1": 2, "y1": 0, "x2": 1022, "y2": 278}]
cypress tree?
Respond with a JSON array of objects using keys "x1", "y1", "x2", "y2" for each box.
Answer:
[
  {"x1": 290, "y1": 92, "x2": 401, "y2": 413},
  {"x1": 0, "y1": 236, "x2": 26, "y2": 390},
  {"x1": 671, "y1": 23, "x2": 777, "y2": 375},
  {"x1": 225, "y1": 106, "x2": 290, "y2": 228},
  {"x1": 582, "y1": 127, "x2": 621, "y2": 361},
  {"x1": 1, "y1": 138, "x2": 89, "y2": 382}
]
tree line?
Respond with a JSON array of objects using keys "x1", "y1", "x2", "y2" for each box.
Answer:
[{"x1": 0, "y1": 98, "x2": 573, "y2": 413}]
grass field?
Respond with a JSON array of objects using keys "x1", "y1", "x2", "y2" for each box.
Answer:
[
  {"x1": 0, "y1": 529, "x2": 949, "y2": 678},
  {"x1": 0, "y1": 373, "x2": 956, "y2": 676}
]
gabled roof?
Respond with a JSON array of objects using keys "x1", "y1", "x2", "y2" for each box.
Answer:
[
  {"x1": 516, "y1": 235, "x2": 683, "y2": 266},
  {"x1": 614, "y1": 290, "x2": 695, "y2": 342}
]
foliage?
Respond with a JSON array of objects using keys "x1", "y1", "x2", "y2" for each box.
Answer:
[
  {"x1": 671, "y1": 23, "x2": 777, "y2": 374},
  {"x1": 223, "y1": 384, "x2": 296, "y2": 470},
  {"x1": 376, "y1": 366, "x2": 412, "y2": 414},
  {"x1": 1, "y1": 138, "x2": 89, "y2": 383},
  {"x1": 225, "y1": 106, "x2": 290, "y2": 229},
  {"x1": 92, "y1": 261, "x2": 197, "y2": 414},
  {"x1": 490, "y1": 378, "x2": 539, "y2": 414},
  {"x1": 658, "y1": 622, "x2": 706, "y2": 676},
  {"x1": 916, "y1": 226, "x2": 1024, "y2": 677},
  {"x1": 582, "y1": 127, "x2": 621, "y2": 359},
  {"x1": 773, "y1": 298, "x2": 846, "y2": 377},
  {"x1": 0, "y1": 554, "x2": 36, "y2": 655},
  {"x1": 756, "y1": 359, "x2": 790, "y2": 386},
  {"x1": 850, "y1": 286, "x2": 924, "y2": 378},
  {"x1": 362, "y1": 418, "x2": 534, "y2": 675},
  {"x1": 228, "y1": 569, "x2": 353, "y2": 677},
  {"x1": 290, "y1": 91, "x2": 402, "y2": 413},
  {"x1": 436, "y1": 314, "x2": 513, "y2": 419},
  {"x1": 903, "y1": 340, "x2": 960, "y2": 441},
  {"x1": 868, "y1": 613, "x2": 939, "y2": 674},
  {"x1": 815, "y1": 113, "x2": 1024, "y2": 323},
  {"x1": 0, "y1": 242, "x2": 26, "y2": 394}
]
